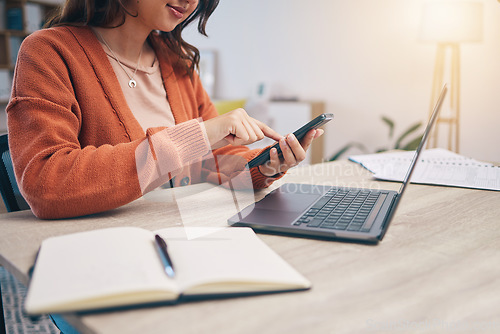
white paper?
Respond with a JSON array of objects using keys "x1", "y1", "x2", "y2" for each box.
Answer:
[{"x1": 349, "y1": 149, "x2": 500, "y2": 191}]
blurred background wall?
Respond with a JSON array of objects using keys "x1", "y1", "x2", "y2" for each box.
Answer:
[{"x1": 185, "y1": 0, "x2": 500, "y2": 162}]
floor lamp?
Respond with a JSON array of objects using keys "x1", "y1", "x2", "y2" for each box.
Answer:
[{"x1": 420, "y1": 1, "x2": 483, "y2": 153}]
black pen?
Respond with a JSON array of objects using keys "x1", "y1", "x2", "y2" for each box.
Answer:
[{"x1": 154, "y1": 234, "x2": 175, "y2": 278}]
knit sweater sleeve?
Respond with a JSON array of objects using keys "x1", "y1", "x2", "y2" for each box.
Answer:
[
  {"x1": 188, "y1": 69, "x2": 284, "y2": 189},
  {"x1": 7, "y1": 29, "x2": 211, "y2": 219}
]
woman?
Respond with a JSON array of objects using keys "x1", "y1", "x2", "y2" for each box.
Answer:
[{"x1": 7, "y1": 0, "x2": 322, "y2": 219}]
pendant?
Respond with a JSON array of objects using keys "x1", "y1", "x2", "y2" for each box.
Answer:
[{"x1": 128, "y1": 79, "x2": 137, "y2": 88}]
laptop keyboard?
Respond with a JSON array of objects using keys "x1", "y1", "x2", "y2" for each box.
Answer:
[{"x1": 293, "y1": 189, "x2": 382, "y2": 232}]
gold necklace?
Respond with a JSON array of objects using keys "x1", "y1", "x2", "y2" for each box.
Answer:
[{"x1": 95, "y1": 30, "x2": 143, "y2": 88}]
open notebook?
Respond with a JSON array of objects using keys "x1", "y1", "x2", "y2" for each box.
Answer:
[{"x1": 25, "y1": 227, "x2": 310, "y2": 314}]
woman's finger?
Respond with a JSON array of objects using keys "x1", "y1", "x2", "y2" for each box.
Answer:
[
  {"x1": 298, "y1": 129, "x2": 317, "y2": 153},
  {"x1": 254, "y1": 119, "x2": 282, "y2": 142},
  {"x1": 280, "y1": 136, "x2": 297, "y2": 167},
  {"x1": 286, "y1": 133, "x2": 307, "y2": 163}
]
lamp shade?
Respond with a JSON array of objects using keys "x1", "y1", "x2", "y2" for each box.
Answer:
[{"x1": 419, "y1": 1, "x2": 483, "y2": 43}]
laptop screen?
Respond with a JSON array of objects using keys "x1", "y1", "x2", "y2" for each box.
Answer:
[
  {"x1": 377, "y1": 84, "x2": 447, "y2": 237},
  {"x1": 397, "y1": 84, "x2": 448, "y2": 197}
]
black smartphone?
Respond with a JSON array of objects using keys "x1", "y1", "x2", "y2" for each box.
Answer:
[{"x1": 248, "y1": 113, "x2": 333, "y2": 169}]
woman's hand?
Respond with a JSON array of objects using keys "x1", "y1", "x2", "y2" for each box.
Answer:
[
  {"x1": 203, "y1": 108, "x2": 282, "y2": 149},
  {"x1": 258, "y1": 129, "x2": 324, "y2": 177}
]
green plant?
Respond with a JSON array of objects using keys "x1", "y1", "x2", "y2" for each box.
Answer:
[
  {"x1": 376, "y1": 116, "x2": 422, "y2": 152},
  {"x1": 329, "y1": 142, "x2": 367, "y2": 161},
  {"x1": 328, "y1": 116, "x2": 423, "y2": 161}
]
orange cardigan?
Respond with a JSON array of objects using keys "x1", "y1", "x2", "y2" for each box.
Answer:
[{"x1": 7, "y1": 26, "x2": 275, "y2": 219}]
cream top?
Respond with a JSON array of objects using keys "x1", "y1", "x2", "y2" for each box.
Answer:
[{"x1": 98, "y1": 40, "x2": 176, "y2": 131}]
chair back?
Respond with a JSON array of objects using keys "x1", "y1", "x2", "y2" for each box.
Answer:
[{"x1": 0, "y1": 134, "x2": 29, "y2": 212}]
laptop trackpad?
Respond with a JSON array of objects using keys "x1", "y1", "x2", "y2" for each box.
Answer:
[
  {"x1": 255, "y1": 191, "x2": 320, "y2": 213},
  {"x1": 237, "y1": 191, "x2": 319, "y2": 226}
]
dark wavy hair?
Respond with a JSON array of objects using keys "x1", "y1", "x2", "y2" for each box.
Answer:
[{"x1": 45, "y1": 0, "x2": 219, "y2": 75}]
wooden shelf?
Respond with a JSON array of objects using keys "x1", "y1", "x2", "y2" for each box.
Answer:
[
  {"x1": 0, "y1": 0, "x2": 60, "y2": 105},
  {"x1": 0, "y1": 0, "x2": 61, "y2": 64}
]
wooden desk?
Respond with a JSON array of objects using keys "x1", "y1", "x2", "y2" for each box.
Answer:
[{"x1": 1, "y1": 161, "x2": 500, "y2": 334}]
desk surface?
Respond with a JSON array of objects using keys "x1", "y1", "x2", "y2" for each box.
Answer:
[{"x1": 1, "y1": 161, "x2": 499, "y2": 334}]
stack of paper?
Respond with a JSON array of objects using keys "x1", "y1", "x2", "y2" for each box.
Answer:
[{"x1": 349, "y1": 148, "x2": 500, "y2": 191}]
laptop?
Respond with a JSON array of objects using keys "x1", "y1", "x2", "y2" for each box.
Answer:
[{"x1": 228, "y1": 85, "x2": 448, "y2": 244}]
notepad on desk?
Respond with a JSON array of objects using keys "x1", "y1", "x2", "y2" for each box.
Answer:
[
  {"x1": 25, "y1": 227, "x2": 311, "y2": 315},
  {"x1": 349, "y1": 148, "x2": 500, "y2": 191}
]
